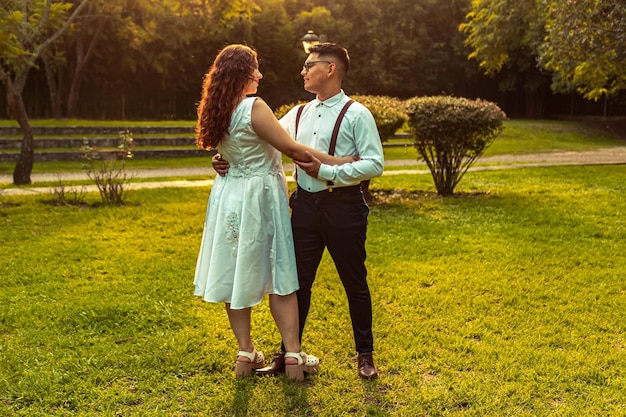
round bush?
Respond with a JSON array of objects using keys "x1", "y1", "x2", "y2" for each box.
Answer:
[
  {"x1": 352, "y1": 95, "x2": 407, "y2": 142},
  {"x1": 405, "y1": 95, "x2": 506, "y2": 196}
]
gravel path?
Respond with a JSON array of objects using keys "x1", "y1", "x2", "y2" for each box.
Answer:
[{"x1": 2, "y1": 147, "x2": 626, "y2": 196}]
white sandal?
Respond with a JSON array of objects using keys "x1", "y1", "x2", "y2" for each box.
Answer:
[
  {"x1": 284, "y1": 351, "x2": 320, "y2": 381},
  {"x1": 235, "y1": 350, "x2": 265, "y2": 377}
]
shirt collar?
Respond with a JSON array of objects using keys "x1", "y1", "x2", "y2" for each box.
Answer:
[{"x1": 314, "y1": 90, "x2": 346, "y2": 108}]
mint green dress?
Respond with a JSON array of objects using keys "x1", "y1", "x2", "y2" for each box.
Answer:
[{"x1": 194, "y1": 97, "x2": 299, "y2": 309}]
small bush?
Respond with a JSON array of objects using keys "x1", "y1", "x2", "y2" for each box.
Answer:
[
  {"x1": 406, "y1": 95, "x2": 506, "y2": 196},
  {"x1": 52, "y1": 174, "x2": 86, "y2": 206},
  {"x1": 80, "y1": 130, "x2": 135, "y2": 206}
]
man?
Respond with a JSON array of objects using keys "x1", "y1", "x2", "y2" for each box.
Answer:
[{"x1": 213, "y1": 43, "x2": 384, "y2": 379}]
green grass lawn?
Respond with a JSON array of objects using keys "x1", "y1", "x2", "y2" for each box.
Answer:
[
  {"x1": 486, "y1": 119, "x2": 626, "y2": 154},
  {"x1": 1, "y1": 164, "x2": 625, "y2": 416}
]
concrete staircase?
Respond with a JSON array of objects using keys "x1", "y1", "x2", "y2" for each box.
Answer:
[{"x1": 0, "y1": 125, "x2": 413, "y2": 162}]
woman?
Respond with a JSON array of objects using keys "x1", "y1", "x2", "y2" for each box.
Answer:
[{"x1": 193, "y1": 44, "x2": 352, "y2": 380}]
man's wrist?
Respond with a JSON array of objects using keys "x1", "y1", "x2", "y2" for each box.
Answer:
[{"x1": 317, "y1": 164, "x2": 332, "y2": 181}]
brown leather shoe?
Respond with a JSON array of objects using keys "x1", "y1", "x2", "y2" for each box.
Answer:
[
  {"x1": 255, "y1": 351, "x2": 285, "y2": 376},
  {"x1": 357, "y1": 352, "x2": 378, "y2": 379}
]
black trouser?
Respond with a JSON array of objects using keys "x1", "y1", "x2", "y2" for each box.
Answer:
[{"x1": 288, "y1": 185, "x2": 373, "y2": 354}]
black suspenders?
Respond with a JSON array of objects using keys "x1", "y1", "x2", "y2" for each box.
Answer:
[{"x1": 295, "y1": 100, "x2": 355, "y2": 189}]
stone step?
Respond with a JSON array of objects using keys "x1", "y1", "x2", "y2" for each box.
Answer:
[
  {"x1": 0, "y1": 126, "x2": 193, "y2": 135},
  {"x1": 0, "y1": 133, "x2": 411, "y2": 150},
  {"x1": 0, "y1": 136, "x2": 195, "y2": 150},
  {"x1": 0, "y1": 126, "x2": 412, "y2": 161},
  {"x1": 0, "y1": 141, "x2": 414, "y2": 162},
  {"x1": 0, "y1": 148, "x2": 213, "y2": 163}
]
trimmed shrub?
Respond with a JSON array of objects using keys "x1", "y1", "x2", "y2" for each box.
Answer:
[
  {"x1": 351, "y1": 95, "x2": 407, "y2": 142},
  {"x1": 406, "y1": 96, "x2": 506, "y2": 196},
  {"x1": 274, "y1": 101, "x2": 308, "y2": 120}
]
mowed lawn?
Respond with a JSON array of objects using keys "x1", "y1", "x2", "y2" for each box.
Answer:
[{"x1": 1, "y1": 162, "x2": 625, "y2": 416}]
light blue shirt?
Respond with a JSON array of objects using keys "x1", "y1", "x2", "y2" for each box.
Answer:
[{"x1": 279, "y1": 90, "x2": 384, "y2": 192}]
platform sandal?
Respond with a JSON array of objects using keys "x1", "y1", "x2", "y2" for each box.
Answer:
[
  {"x1": 284, "y1": 351, "x2": 320, "y2": 381},
  {"x1": 235, "y1": 350, "x2": 265, "y2": 377}
]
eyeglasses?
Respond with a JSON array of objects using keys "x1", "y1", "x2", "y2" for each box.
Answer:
[{"x1": 302, "y1": 60, "x2": 332, "y2": 72}]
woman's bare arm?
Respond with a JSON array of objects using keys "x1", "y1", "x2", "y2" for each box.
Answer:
[{"x1": 251, "y1": 98, "x2": 351, "y2": 166}]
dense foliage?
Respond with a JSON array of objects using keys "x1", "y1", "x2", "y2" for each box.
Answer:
[
  {"x1": 540, "y1": 0, "x2": 626, "y2": 100},
  {"x1": 0, "y1": 0, "x2": 486, "y2": 120},
  {"x1": 461, "y1": 0, "x2": 626, "y2": 109},
  {"x1": 406, "y1": 96, "x2": 506, "y2": 196},
  {"x1": 3, "y1": 0, "x2": 624, "y2": 122}
]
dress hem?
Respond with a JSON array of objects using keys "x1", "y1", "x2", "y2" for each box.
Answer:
[{"x1": 193, "y1": 289, "x2": 298, "y2": 310}]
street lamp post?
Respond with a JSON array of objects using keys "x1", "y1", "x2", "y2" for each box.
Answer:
[{"x1": 301, "y1": 30, "x2": 319, "y2": 53}]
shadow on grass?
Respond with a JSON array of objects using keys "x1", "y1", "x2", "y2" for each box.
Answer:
[
  {"x1": 361, "y1": 378, "x2": 393, "y2": 416},
  {"x1": 281, "y1": 376, "x2": 313, "y2": 415},
  {"x1": 228, "y1": 376, "x2": 313, "y2": 416},
  {"x1": 230, "y1": 377, "x2": 254, "y2": 417},
  {"x1": 370, "y1": 188, "x2": 489, "y2": 205}
]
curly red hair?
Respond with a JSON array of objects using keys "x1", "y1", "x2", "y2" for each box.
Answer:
[{"x1": 196, "y1": 44, "x2": 258, "y2": 149}]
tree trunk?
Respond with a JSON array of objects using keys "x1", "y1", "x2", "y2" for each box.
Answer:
[
  {"x1": 7, "y1": 85, "x2": 35, "y2": 185},
  {"x1": 42, "y1": 52, "x2": 63, "y2": 119},
  {"x1": 66, "y1": 75, "x2": 81, "y2": 118},
  {"x1": 66, "y1": 38, "x2": 84, "y2": 118},
  {"x1": 13, "y1": 127, "x2": 35, "y2": 186},
  {"x1": 524, "y1": 85, "x2": 547, "y2": 118},
  {"x1": 67, "y1": 18, "x2": 105, "y2": 118}
]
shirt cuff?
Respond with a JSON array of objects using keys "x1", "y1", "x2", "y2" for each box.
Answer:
[{"x1": 317, "y1": 164, "x2": 333, "y2": 182}]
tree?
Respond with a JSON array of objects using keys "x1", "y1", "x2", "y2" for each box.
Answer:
[
  {"x1": 406, "y1": 96, "x2": 506, "y2": 196},
  {"x1": 287, "y1": 0, "x2": 479, "y2": 101},
  {"x1": 64, "y1": 0, "x2": 108, "y2": 117},
  {"x1": 460, "y1": 0, "x2": 626, "y2": 116},
  {"x1": 0, "y1": 0, "x2": 91, "y2": 185},
  {"x1": 251, "y1": 0, "x2": 302, "y2": 107},
  {"x1": 460, "y1": 0, "x2": 551, "y2": 117},
  {"x1": 539, "y1": 0, "x2": 626, "y2": 103},
  {"x1": 45, "y1": 0, "x2": 222, "y2": 119},
  {"x1": 38, "y1": 0, "x2": 111, "y2": 118}
]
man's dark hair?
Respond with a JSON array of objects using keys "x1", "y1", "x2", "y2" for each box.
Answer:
[{"x1": 309, "y1": 42, "x2": 350, "y2": 73}]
